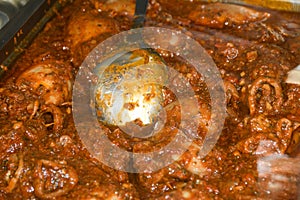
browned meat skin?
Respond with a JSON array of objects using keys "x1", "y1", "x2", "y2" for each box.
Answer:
[
  {"x1": 16, "y1": 62, "x2": 73, "y2": 106},
  {"x1": 11, "y1": 61, "x2": 73, "y2": 135},
  {"x1": 33, "y1": 159, "x2": 78, "y2": 199},
  {"x1": 0, "y1": 0, "x2": 299, "y2": 199},
  {"x1": 248, "y1": 77, "x2": 283, "y2": 115},
  {"x1": 188, "y1": 3, "x2": 270, "y2": 29},
  {"x1": 234, "y1": 114, "x2": 295, "y2": 155},
  {"x1": 66, "y1": 9, "x2": 120, "y2": 50},
  {"x1": 65, "y1": 4, "x2": 124, "y2": 67},
  {"x1": 91, "y1": 0, "x2": 136, "y2": 17}
]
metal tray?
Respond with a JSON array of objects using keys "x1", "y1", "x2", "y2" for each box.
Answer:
[
  {"x1": 0, "y1": 0, "x2": 65, "y2": 76},
  {"x1": 0, "y1": 0, "x2": 298, "y2": 198}
]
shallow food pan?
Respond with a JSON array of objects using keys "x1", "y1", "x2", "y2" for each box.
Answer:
[
  {"x1": 0, "y1": 0, "x2": 299, "y2": 199},
  {"x1": 0, "y1": 0, "x2": 66, "y2": 76}
]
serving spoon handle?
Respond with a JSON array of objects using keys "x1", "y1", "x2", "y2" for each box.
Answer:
[{"x1": 133, "y1": 0, "x2": 148, "y2": 28}]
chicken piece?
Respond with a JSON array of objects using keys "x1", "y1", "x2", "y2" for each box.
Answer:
[
  {"x1": 67, "y1": 9, "x2": 119, "y2": 50},
  {"x1": 236, "y1": 115, "x2": 294, "y2": 155},
  {"x1": 33, "y1": 159, "x2": 78, "y2": 199},
  {"x1": 15, "y1": 62, "x2": 72, "y2": 133},
  {"x1": 92, "y1": 0, "x2": 136, "y2": 16},
  {"x1": 248, "y1": 77, "x2": 283, "y2": 115},
  {"x1": 189, "y1": 3, "x2": 270, "y2": 28},
  {"x1": 16, "y1": 61, "x2": 72, "y2": 106}
]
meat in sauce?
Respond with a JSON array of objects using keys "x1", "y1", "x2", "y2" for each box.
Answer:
[{"x1": 0, "y1": 0, "x2": 300, "y2": 199}]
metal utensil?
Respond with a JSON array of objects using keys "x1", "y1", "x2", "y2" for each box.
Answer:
[{"x1": 94, "y1": 0, "x2": 167, "y2": 127}]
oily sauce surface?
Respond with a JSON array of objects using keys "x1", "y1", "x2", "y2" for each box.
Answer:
[{"x1": 0, "y1": 0, "x2": 300, "y2": 199}]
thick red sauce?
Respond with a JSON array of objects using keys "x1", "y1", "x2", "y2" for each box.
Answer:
[{"x1": 0, "y1": 0, "x2": 299, "y2": 199}]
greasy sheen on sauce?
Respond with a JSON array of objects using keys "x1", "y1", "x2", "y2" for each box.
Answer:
[{"x1": 0, "y1": 0, "x2": 300, "y2": 199}]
